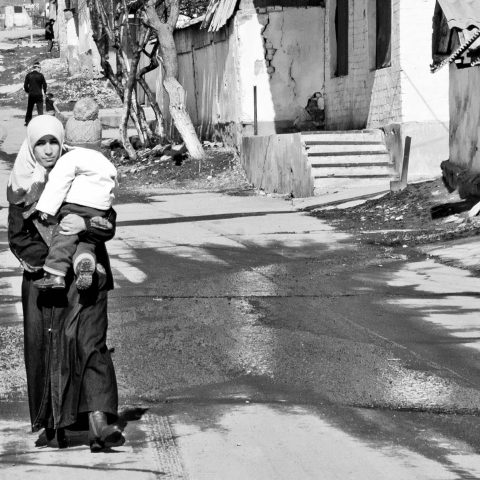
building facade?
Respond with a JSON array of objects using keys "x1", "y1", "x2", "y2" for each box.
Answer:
[{"x1": 155, "y1": 0, "x2": 448, "y2": 180}]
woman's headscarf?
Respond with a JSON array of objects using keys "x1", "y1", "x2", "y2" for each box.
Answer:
[{"x1": 7, "y1": 115, "x2": 65, "y2": 206}]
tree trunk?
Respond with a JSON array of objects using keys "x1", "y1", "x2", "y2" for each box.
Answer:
[
  {"x1": 145, "y1": 3, "x2": 205, "y2": 159},
  {"x1": 121, "y1": 35, "x2": 143, "y2": 159},
  {"x1": 57, "y1": 0, "x2": 68, "y2": 60},
  {"x1": 164, "y1": 76, "x2": 205, "y2": 159},
  {"x1": 138, "y1": 76, "x2": 165, "y2": 139}
]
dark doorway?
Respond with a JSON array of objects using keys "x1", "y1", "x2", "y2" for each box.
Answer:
[
  {"x1": 375, "y1": 0, "x2": 391, "y2": 69},
  {"x1": 334, "y1": 0, "x2": 348, "y2": 76}
]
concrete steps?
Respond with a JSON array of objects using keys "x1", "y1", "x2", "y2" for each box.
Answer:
[{"x1": 302, "y1": 130, "x2": 398, "y2": 194}]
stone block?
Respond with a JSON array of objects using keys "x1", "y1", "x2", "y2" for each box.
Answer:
[
  {"x1": 257, "y1": 13, "x2": 269, "y2": 25},
  {"x1": 65, "y1": 97, "x2": 102, "y2": 148},
  {"x1": 73, "y1": 97, "x2": 100, "y2": 121},
  {"x1": 65, "y1": 117, "x2": 102, "y2": 146}
]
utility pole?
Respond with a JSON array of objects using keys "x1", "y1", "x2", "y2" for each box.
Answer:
[{"x1": 28, "y1": 0, "x2": 34, "y2": 46}]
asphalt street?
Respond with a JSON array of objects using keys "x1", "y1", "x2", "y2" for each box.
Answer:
[
  {"x1": 1, "y1": 32, "x2": 480, "y2": 475},
  {"x1": 2, "y1": 156, "x2": 480, "y2": 477}
]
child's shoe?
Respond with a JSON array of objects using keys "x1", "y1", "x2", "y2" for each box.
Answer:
[
  {"x1": 75, "y1": 256, "x2": 95, "y2": 290},
  {"x1": 33, "y1": 272, "x2": 66, "y2": 290}
]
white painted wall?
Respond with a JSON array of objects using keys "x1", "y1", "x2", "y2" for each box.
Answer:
[
  {"x1": 399, "y1": 0, "x2": 449, "y2": 124},
  {"x1": 398, "y1": 0, "x2": 450, "y2": 178},
  {"x1": 4, "y1": 5, "x2": 31, "y2": 28},
  {"x1": 236, "y1": 6, "x2": 325, "y2": 132}
]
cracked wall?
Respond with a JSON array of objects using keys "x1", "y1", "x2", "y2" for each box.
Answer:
[
  {"x1": 165, "y1": 4, "x2": 325, "y2": 145},
  {"x1": 236, "y1": 5, "x2": 325, "y2": 134}
]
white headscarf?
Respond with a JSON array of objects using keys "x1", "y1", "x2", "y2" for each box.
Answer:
[{"x1": 7, "y1": 115, "x2": 66, "y2": 206}]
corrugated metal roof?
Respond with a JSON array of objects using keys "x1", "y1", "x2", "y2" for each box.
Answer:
[
  {"x1": 431, "y1": 27, "x2": 480, "y2": 72},
  {"x1": 201, "y1": 0, "x2": 239, "y2": 32},
  {"x1": 437, "y1": 0, "x2": 480, "y2": 30}
]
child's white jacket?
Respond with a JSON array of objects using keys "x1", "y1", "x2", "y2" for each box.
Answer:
[{"x1": 36, "y1": 147, "x2": 117, "y2": 216}]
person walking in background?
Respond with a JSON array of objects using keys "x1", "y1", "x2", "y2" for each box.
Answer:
[
  {"x1": 45, "y1": 19, "x2": 55, "y2": 53},
  {"x1": 24, "y1": 62, "x2": 47, "y2": 126}
]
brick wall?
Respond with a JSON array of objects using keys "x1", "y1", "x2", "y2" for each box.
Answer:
[
  {"x1": 324, "y1": 0, "x2": 448, "y2": 131},
  {"x1": 324, "y1": 0, "x2": 403, "y2": 130}
]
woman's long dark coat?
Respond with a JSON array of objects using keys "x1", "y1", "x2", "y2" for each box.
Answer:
[{"x1": 8, "y1": 203, "x2": 118, "y2": 431}]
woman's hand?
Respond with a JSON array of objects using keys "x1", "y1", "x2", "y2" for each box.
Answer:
[{"x1": 59, "y1": 214, "x2": 86, "y2": 235}]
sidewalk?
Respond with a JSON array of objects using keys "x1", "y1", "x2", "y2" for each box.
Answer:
[
  {"x1": 2, "y1": 106, "x2": 479, "y2": 276},
  {"x1": 0, "y1": 27, "x2": 44, "y2": 43}
]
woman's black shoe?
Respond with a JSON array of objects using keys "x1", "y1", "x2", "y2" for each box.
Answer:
[
  {"x1": 56, "y1": 428, "x2": 68, "y2": 449},
  {"x1": 88, "y1": 411, "x2": 124, "y2": 452},
  {"x1": 36, "y1": 427, "x2": 68, "y2": 448}
]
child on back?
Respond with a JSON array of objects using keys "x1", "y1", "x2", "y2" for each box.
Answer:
[{"x1": 33, "y1": 147, "x2": 117, "y2": 290}]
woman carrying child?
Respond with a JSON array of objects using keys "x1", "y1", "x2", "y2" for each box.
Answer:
[{"x1": 7, "y1": 115, "x2": 124, "y2": 452}]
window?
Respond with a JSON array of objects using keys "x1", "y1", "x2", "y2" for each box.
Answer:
[
  {"x1": 334, "y1": 0, "x2": 349, "y2": 76},
  {"x1": 375, "y1": 0, "x2": 391, "y2": 69},
  {"x1": 14, "y1": 6, "x2": 22, "y2": 13}
]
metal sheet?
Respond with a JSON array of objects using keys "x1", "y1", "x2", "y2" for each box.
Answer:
[{"x1": 437, "y1": 0, "x2": 480, "y2": 30}]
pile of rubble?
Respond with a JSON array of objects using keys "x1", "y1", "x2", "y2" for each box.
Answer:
[
  {"x1": 54, "y1": 77, "x2": 121, "y2": 108},
  {"x1": 106, "y1": 139, "x2": 251, "y2": 193},
  {"x1": 312, "y1": 178, "x2": 480, "y2": 246}
]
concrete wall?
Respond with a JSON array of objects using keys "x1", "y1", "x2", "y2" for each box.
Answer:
[
  {"x1": 397, "y1": 0, "x2": 449, "y2": 179},
  {"x1": 399, "y1": 0, "x2": 448, "y2": 124},
  {"x1": 241, "y1": 133, "x2": 314, "y2": 196},
  {"x1": 449, "y1": 64, "x2": 480, "y2": 172},
  {"x1": 236, "y1": 2, "x2": 325, "y2": 135}
]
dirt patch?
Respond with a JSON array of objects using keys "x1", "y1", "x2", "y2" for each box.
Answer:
[
  {"x1": 112, "y1": 144, "x2": 253, "y2": 202},
  {"x1": 311, "y1": 178, "x2": 480, "y2": 247},
  {"x1": 0, "y1": 37, "x2": 252, "y2": 200},
  {"x1": 0, "y1": 36, "x2": 120, "y2": 111}
]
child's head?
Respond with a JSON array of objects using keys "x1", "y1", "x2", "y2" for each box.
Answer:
[{"x1": 46, "y1": 92, "x2": 54, "y2": 99}]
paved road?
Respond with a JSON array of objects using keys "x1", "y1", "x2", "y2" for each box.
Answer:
[{"x1": 2, "y1": 156, "x2": 480, "y2": 478}]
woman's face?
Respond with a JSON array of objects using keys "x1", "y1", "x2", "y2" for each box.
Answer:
[{"x1": 33, "y1": 135, "x2": 61, "y2": 169}]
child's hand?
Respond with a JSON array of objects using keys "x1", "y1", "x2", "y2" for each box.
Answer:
[{"x1": 39, "y1": 212, "x2": 49, "y2": 221}]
